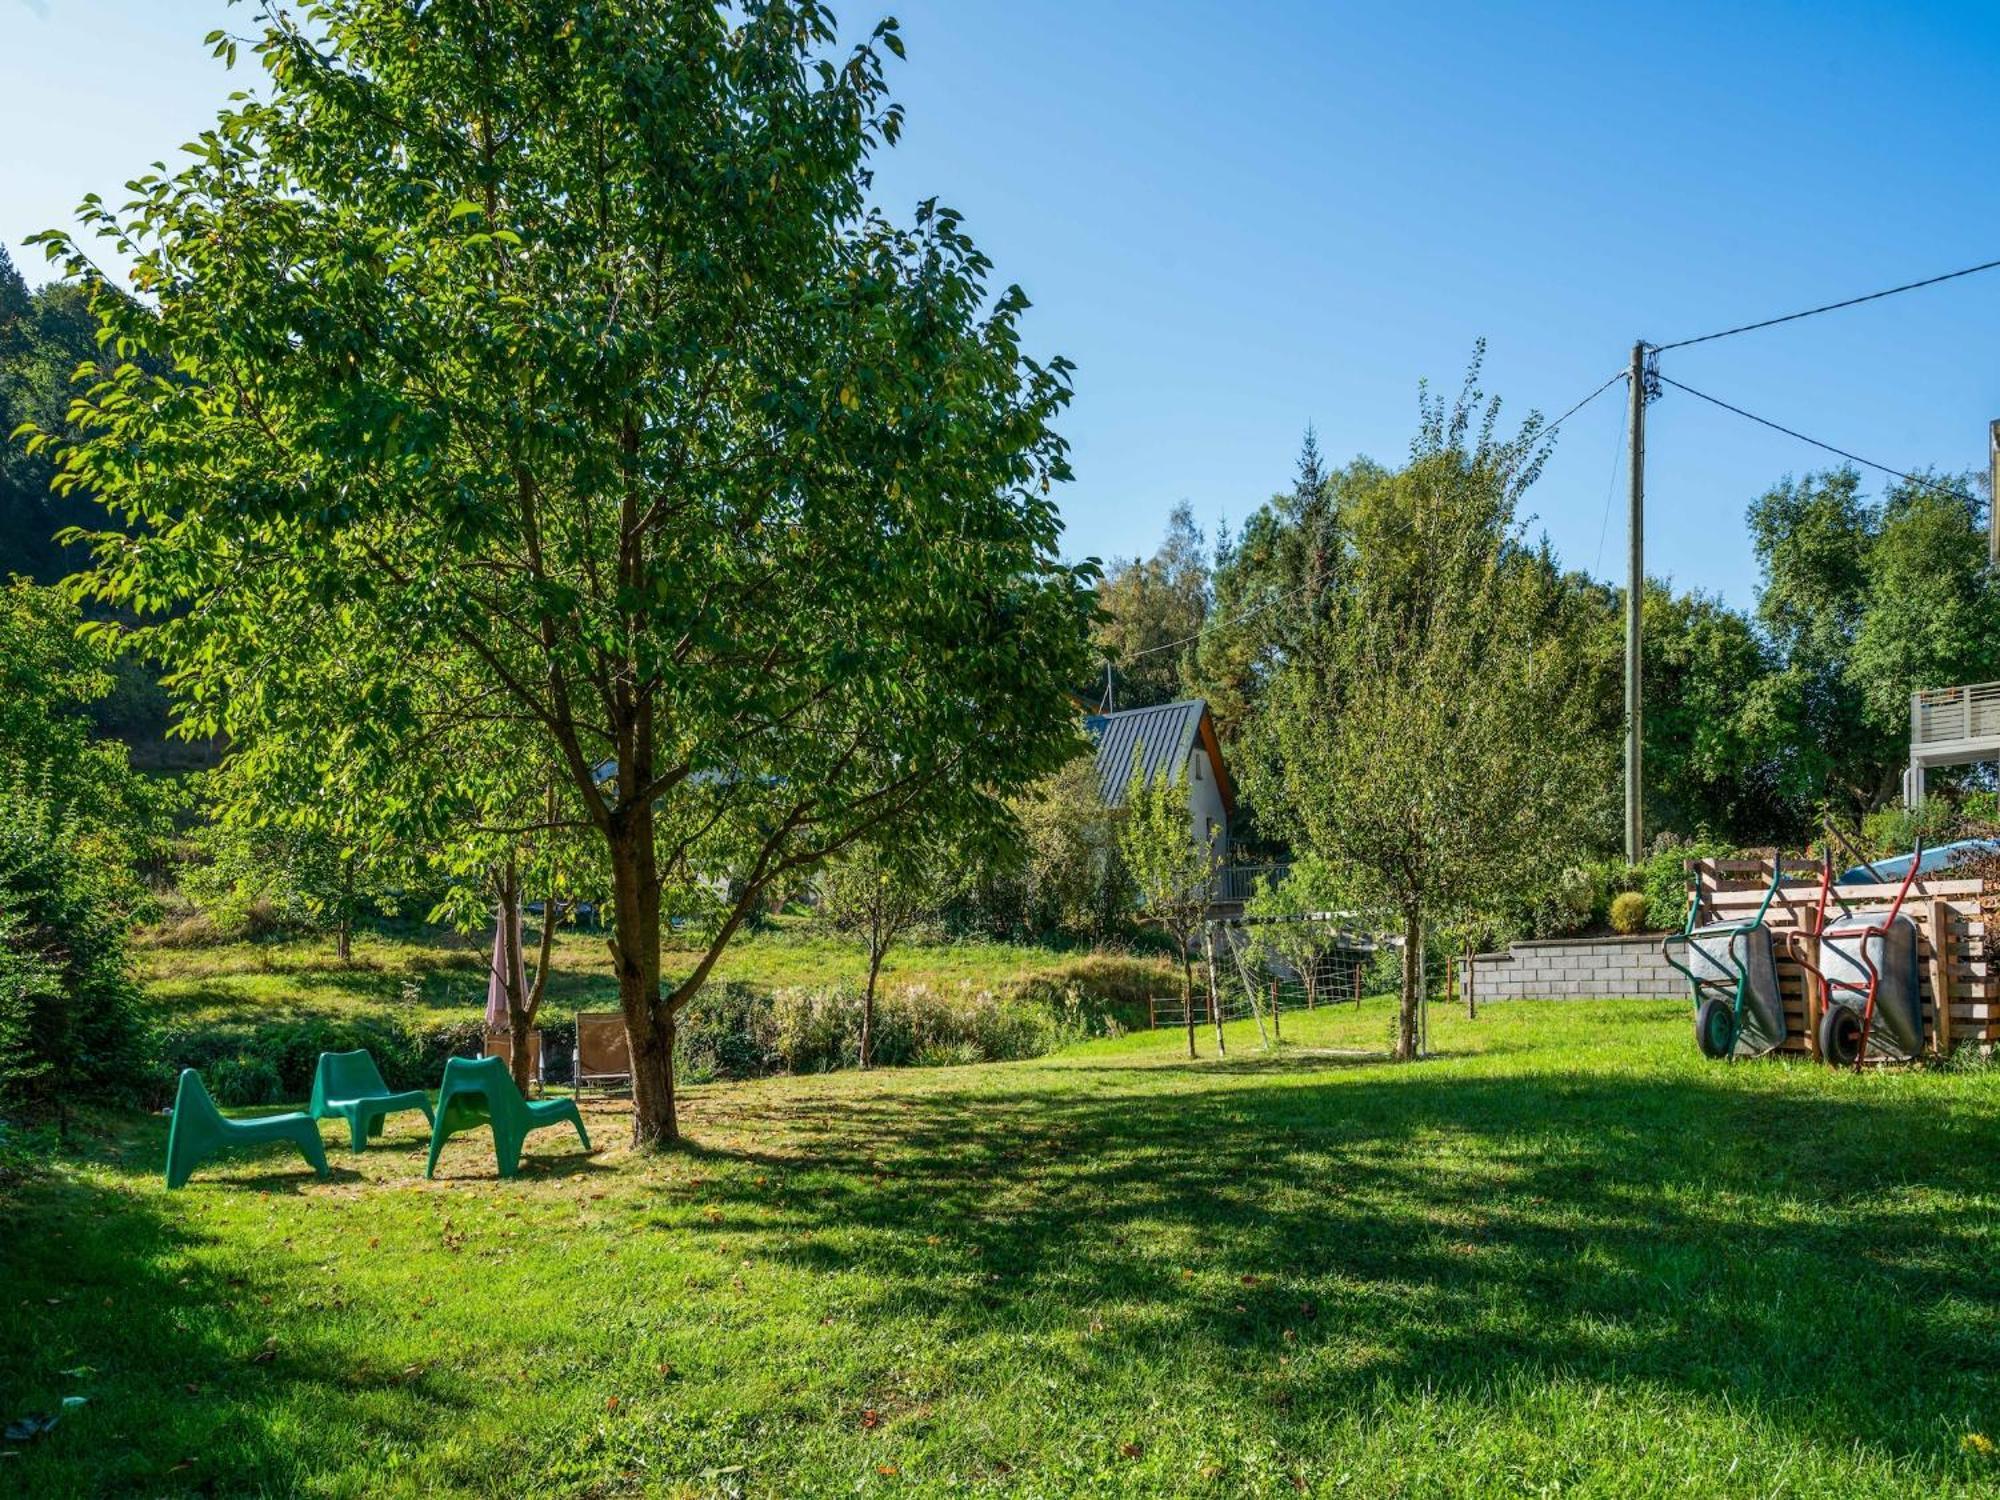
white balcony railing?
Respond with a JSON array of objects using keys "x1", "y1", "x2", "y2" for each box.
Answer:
[{"x1": 1913, "y1": 681, "x2": 2000, "y2": 750}]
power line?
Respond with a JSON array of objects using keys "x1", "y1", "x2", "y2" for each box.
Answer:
[
  {"x1": 1115, "y1": 370, "x2": 1629, "y2": 669},
  {"x1": 1122, "y1": 580, "x2": 1311, "y2": 662},
  {"x1": 1590, "y1": 388, "x2": 1630, "y2": 578},
  {"x1": 1538, "y1": 369, "x2": 1627, "y2": 438},
  {"x1": 1656, "y1": 374, "x2": 1983, "y2": 507},
  {"x1": 1653, "y1": 255, "x2": 2000, "y2": 352}
]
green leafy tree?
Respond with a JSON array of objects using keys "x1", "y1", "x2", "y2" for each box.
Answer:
[
  {"x1": 0, "y1": 246, "x2": 115, "y2": 581},
  {"x1": 1564, "y1": 578, "x2": 1788, "y2": 846},
  {"x1": 0, "y1": 580, "x2": 171, "y2": 912},
  {"x1": 1257, "y1": 356, "x2": 1609, "y2": 1060},
  {"x1": 1849, "y1": 477, "x2": 2000, "y2": 750},
  {"x1": 1187, "y1": 436, "x2": 1378, "y2": 746},
  {"x1": 1243, "y1": 852, "x2": 1350, "y2": 1009},
  {"x1": 1014, "y1": 752, "x2": 1130, "y2": 940},
  {"x1": 1745, "y1": 466, "x2": 1997, "y2": 818},
  {"x1": 35, "y1": 2, "x2": 1095, "y2": 1147},
  {"x1": 1119, "y1": 756, "x2": 1216, "y2": 1059},
  {"x1": 819, "y1": 836, "x2": 937, "y2": 1069},
  {"x1": 940, "y1": 751, "x2": 1129, "y2": 942},
  {"x1": 1093, "y1": 501, "x2": 1210, "y2": 709},
  {"x1": 184, "y1": 760, "x2": 413, "y2": 958}
]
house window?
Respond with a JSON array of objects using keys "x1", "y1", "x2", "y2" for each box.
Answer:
[{"x1": 1192, "y1": 754, "x2": 1203, "y2": 781}]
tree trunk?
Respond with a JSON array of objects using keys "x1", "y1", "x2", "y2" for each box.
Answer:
[
  {"x1": 1207, "y1": 936, "x2": 1227, "y2": 1057},
  {"x1": 497, "y1": 863, "x2": 536, "y2": 1096},
  {"x1": 335, "y1": 857, "x2": 355, "y2": 963},
  {"x1": 1397, "y1": 904, "x2": 1422, "y2": 1062},
  {"x1": 609, "y1": 811, "x2": 677, "y2": 1147},
  {"x1": 1179, "y1": 942, "x2": 1196, "y2": 1060},
  {"x1": 860, "y1": 947, "x2": 883, "y2": 1070}
]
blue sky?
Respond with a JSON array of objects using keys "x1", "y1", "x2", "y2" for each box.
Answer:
[{"x1": 7, "y1": 0, "x2": 1998, "y2": 606}]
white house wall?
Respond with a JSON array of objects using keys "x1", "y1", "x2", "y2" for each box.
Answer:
[{"x1": 1186, "y1": 747, "x2": 1229, "y2": 861}]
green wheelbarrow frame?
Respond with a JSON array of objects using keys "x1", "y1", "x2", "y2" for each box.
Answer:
[{"x1": 1660, "y1": 855, "x2": 1784, "y2": 1060}]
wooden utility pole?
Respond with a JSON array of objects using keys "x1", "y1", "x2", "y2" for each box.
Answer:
[
  {"x1": 1988, "y1": 419, "x2": 1998, "y2": 570},
  {"x1": 1624, "y1": 342, "x2": 1647, "y2": 864}
]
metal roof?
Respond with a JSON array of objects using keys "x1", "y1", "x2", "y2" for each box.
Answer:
[{"x1": 1083, "y1": 698, "x2": 1212, "y2": 809}]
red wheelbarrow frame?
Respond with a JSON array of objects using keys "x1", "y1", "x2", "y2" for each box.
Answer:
[{"x1": 1787, "y1": 840, "x2": 1923, "y2": 1071}]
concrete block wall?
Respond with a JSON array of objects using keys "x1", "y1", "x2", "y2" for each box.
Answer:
[{"x1": 1457, "y1": 934, "x2": 1683, "y2": 1002}]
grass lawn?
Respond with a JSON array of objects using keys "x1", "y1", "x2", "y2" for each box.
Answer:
[
  {"x1": 135, "y1": 921, "x2": 1176, "y2": 1031},
  {"x1": 5, "y1": 998, "x2": 2000, "y2": 1496}
]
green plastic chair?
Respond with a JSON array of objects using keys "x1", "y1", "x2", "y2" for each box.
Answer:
[
  {"x1": 309, "y1": 1048, "x2": 435, "y2": 1152},
  {"x1": 163, "y1": 1068, "x2": 331, "y2": 1190},
  {"x1": 424, "y1": 1054, "x2": 590, "y2": 1181}
]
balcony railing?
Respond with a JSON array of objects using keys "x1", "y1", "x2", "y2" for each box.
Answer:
[
  {"x1": 1913, "y1": 681, "x2": 2000, "y2": 750},
  {"x1": 1208, "y1": 862, "x2": 1291, "y2": 905}
]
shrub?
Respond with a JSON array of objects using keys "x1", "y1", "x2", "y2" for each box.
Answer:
[
  {"x1": 770, "y1": 982, "x2": 1085, "y2": 1073},
  {"x1": 208, "y1": 1051, "x2": 284, "y2": 1107},
  {"x1": 1534, "y1": 866, "x2": 1604, "y2": 938},
  {"x1": 1641, "y1": 836, "x2": 1735, "y2": 931},
  {"x1": 0, "y1": 789, "x2": 148, "y2": 1130},
  {"x1": 1608, "y1": 891, "x2": 1650, "y2": 935},
  {"x1": 675, "y1": 982, "x2": 781, "y2": 1083}
]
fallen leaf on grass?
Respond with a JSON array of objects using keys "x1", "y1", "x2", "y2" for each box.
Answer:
[
  {"x1": 249, "y1": 1338, "x2": 278, "y2": 1365},
  {"x1": 859, "y1": 1409, "x2": 882, "y2": 1430},
  {"x1": 1119, "y1": 1442, "x2": 1143, "y2": 1459},
  {"x1": 876, "y1": 1465, "x2": 898, "y2": 1476}
]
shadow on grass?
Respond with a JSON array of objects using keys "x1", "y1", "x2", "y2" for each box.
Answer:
[
  {"x1": 0, "y1": 1138, "x2": 466, "y2": 1497},
  {"x1": 683, "y1": 1061, "x2": 2000, "y2": 1473}
]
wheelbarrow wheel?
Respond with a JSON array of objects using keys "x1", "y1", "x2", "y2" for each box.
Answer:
[
  {"x1": 1695, "y1": 997, "x2": 1737, "y2": 1059},
  {"x1": 1818, "y1": 1005, "x2": 1863, "y2": 1067}
]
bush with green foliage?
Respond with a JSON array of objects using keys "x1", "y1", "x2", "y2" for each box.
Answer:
[
  {"x1": 1860, "y1": 791, "x2": 1999, "y2": 861},
  {"x1": 1641, "y1": 835, "x2": 1736, "y2": 930},
  {"x1": 770, "y1": 983, "x2": 1086, "y2": 1073},
  {"x1": 948, "y1": 755, "x2": 1133, "y2": 943},
  {"x1": 1609, "y1": 891, "x2": 1651, "y2": 935},
  {"x1": 1534, "y1": 865, "x2": 1606, "y2": 938},
  {"x1": 0, "y1": 788, "x2": 147, "y2": 1128}
]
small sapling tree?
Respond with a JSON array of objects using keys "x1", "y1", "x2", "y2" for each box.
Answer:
[
  {"x1": 819, "y1": 837, "x2": 938, "y2": 1069},
  {"x1": 1260, "y1": 353, "x2": 1607, "y2": 1060},
  {"x1": 1244, "y1": 853, "x2": 1350, "y2": 1010},
  {"x1": 1120, "y1": 755, "x2": 1218, "y2": 1059}
]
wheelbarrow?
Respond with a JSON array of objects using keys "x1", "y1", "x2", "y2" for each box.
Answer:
[
  {"x1": 1786, "y1": 842, "x2": 1924, "y2": 1069},
  {"x1": 1661, "y1": 855, "x2": 1788, "y2": 1060}
]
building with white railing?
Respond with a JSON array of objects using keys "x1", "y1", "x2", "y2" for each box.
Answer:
[{"x1": 1906, "y1": 681, "x2": 2000, "y2": 806}]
